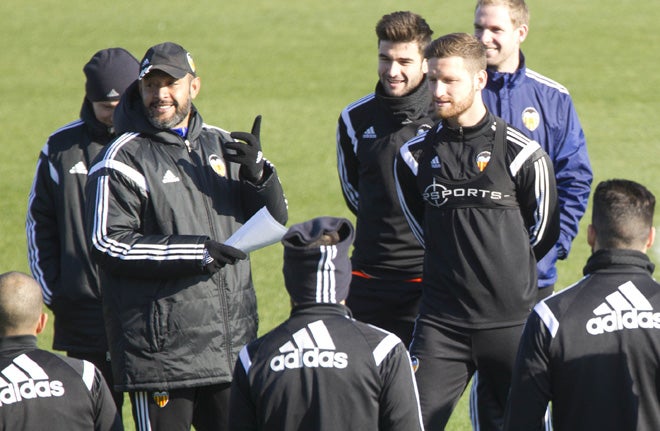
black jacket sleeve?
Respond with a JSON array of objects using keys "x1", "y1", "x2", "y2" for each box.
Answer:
[
  {"x1": 336, "y1": 112, "x2": 360, "y2": 215},
  {"x1": 504, "y1": 310, "x2": 553, "y2": 430},
  {"x1": 513, "y1": 146, "x2": 560, "y2": 260},
  {"x1": 228, "y1": 346, "x2": 258, "y2": 431},
  {"x1": 26, "y1": 145, "x2": 61, "y2": 308},
  {"x1": 378, "y1": 342, "x2": 425, "y2": 431},
  {"x1": 240, "y1": 159, "x2": 288, "y2": 226},
  {"x1": 91, "y1": 367, "x2": 123, "y2": 431},
  {"x1": 394, "y1": 142, "x2": 425, "y2": 247}
]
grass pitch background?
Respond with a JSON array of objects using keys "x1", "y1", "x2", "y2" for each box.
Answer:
[{"x1": 1, "y1": 1, "x2": 659, "y2": 429}]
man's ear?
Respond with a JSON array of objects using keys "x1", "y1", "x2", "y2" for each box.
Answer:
[
  {"x1": 35, "y1": 312, "x2": 48, "y2": 335},
  {"x1": 646, "y1": 226, "x2": 656, "y2": 250},
  {"x1": 587, "y1": 224, "x2": 596, "y2": 249},
  {"x1": 517, "y1": 24, "x2": 529, "y2": 44},
  {"x1": 190, "y1": 76, "x2": 201, "y2": 100}
]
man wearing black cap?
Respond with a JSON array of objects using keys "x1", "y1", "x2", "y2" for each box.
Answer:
[
  {"x1": 85, "y1": 42, "x2": 288, "y2": 431},
  {"x1": 27, "y1": 46, "x2": 139, "y2": 413},
  {"x1": 228, "y1": 217, "x2": 423, "y2": 431}
]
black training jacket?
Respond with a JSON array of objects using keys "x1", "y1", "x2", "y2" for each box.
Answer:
[
  {"x1": 27, "y1": 98, "x2": 115, "y2": 353},
  {"x1": 229, "y1": 303, "x2": 424, "y2": 431},
  {"x1": 0, "y1": 335, "x2": 121, "y2": 430},
  {"x1": 505, "y1": 249, "x2": 660, "y2": 430},
  {"x1": 395, "y1": 111, "x2": 559, "y2": 328},
  {"x1": 85, "y1": 81, "x2": 288, "y2": 391},
  {"x1": 337, "y1": 80, "x2": 434, "y2": 279}
]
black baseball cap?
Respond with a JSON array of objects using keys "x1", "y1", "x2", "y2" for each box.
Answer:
[{"x1": 139, "y1": 42, "x2": 196, "y2": 80}]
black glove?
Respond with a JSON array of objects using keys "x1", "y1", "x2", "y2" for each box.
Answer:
[
  {"x1": 225, "y1": 115, "x2": 265, "y2": 183},
  {"x1": 202, "y1": 240, "x2": 247, "y2": 273}
]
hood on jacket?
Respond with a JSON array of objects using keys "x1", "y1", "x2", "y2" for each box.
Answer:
[{"x1": 79, "y1": 97, "x2": 115, "y2": 144}]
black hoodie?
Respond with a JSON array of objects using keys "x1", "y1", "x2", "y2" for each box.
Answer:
[{"x1": 27, "y1": 98, "x2": 116, "y2": 353}]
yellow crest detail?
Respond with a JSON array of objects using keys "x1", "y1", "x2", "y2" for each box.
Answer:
[
  {"x1": 209, "y1": 154, "x2": 226, "y2": 177},
  {"x1": 153, "y1": 391, "x2": 169, "y2": 408},
  {"x1": 521, "y1": 107, "x2": 540, "y2": 132}
]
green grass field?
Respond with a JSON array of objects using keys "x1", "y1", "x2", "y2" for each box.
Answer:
[{"x1": 1, "y1": 1, "x2": 659, "y2": 429}]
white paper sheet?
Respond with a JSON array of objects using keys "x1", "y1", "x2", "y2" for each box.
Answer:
[{"x1": 224, "y1": 207, "x2": 288, "y2": 253}]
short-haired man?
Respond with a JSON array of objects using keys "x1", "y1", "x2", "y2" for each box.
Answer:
[
  {"x1": 0, "y1": 271, "x2": 121, "y2": 430},
  {"x1": 229, "y1": 217, "x2": 423, "y2": 430},
  {"x1": 394, "y1": 33, "x2": 559, "y2": 430},
  {"x1": 337, "y1": 11, "x2": 434, "y2": 347},
  {"x1": 504, "y1": 179, "x2": 660, "y2": 430},
  {"x1": 85, "y1": 42, "x2": 288, "y2": 431}
]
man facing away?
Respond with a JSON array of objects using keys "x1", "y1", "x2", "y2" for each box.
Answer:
[
  {"x1": 26, "y1": 47, "x2": 139, "y2": 412},
  {"x1": 337, "y1": 11, "x2": 435, "y2": 347},
  {"x1": 394, "y1": 32, "x2": 559, "y2": 430},
  {"x1": 505, "y1": 179, "x2": 660, "y2": 430},
  {"x1": 85, "y1": 42, "x2": 288, "y2": 431},
  {"x1": 0, "y1": 271, "x2": 121, "y2": 430},
  {"x1": 228, "y1": 217, "x2": 423, "y2": 430}
]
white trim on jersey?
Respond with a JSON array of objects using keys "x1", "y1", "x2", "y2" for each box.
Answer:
[
  {"x1": 88, "y1": 133, "x2": 206, "y2": 263},
  {"x1": 373, "y1": 333, "x2": 400, "y2": 367},
  {"x1": 336, "y1": 95, "x2": 375, "y2": 212},
  {"x1": 239, "y1": 345, "x2": 252, "y2": 374},
  {"x1": 526, "y1": 69, "x2": 569, "y2": 95},
  {"x1": 82, "y1": 360, "x2": 95, "y2": 391},
  {"x1": 535, "y1": 300, "x2": 560, "y2": 338},
  {"x1": 394, "y1": 138, "x2": 426, "y2": 247},
  {"x1": 530, "y1": 156, "x2": 552, "y2": 247}
]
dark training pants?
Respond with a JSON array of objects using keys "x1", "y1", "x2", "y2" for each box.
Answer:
[
  {"x1": 130, "y1": 383, "x2": 232, "y2": 431},
  {"x1": 346, "y1": 275, "x2": 422, "y2": 348},
  {"x1": 410, "y1": 315, "x2": 524, "y2": 431}
]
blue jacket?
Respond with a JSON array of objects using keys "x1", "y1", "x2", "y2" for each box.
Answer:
[{"x1": 482, "y1": 53, "x2": 592, "y2": 287}]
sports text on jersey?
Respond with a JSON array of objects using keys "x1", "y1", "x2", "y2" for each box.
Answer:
[
  {"x1": 270, "y1": 320, "x2": 348, "y2": 371},
  {"x1": 0, "y1": 354, "x2": 64, "y2": 406},
  {"x1": 586, "y1": 281, "x2": 660, "y2": 335},
  {"x1": 422, "y1": 179, "x2": 504, "y2": 208}
]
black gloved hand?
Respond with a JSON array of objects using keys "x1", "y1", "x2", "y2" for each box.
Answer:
[
  {"x1": 202, "y1": 240, "x2": 247, "y2": 273},
  {"x1": 225, "y1": 115, "x2": 265, "y2": 183}
]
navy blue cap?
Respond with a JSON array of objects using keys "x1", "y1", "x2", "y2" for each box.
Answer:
[
  {"x1": 83, "y1": 48, "x2": 139, "y2": 102},
  {"x1": 282, "y1": 217, "x2": 354, "y2": 304}
]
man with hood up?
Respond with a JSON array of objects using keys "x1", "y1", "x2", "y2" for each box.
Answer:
[
  {"x1": 27, "y1": 46, "x2": 140, "y2": 413},
  {"x1": 85, "y1": 42, "x2": 288, "y2": 431},
  {"x1": 228, "y1": 217, "x2": 423, "y2": 431}
]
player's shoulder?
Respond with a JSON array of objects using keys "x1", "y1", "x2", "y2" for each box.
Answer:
[
  {"x1": 351, "y1": 319, "x2": 405, "y2": 356},
  {"x1": 341, "y1": 92, "x2": 377, "y2": 115},
  {"x1": 202, "y1": 123, "x2": 232, "y2": 140},
  {"x1": 45, "y1": 119, "x2": 87, "y2": 149},
  {"x1": 524, "y1": 68, "x2": 570, "y2": 95}
]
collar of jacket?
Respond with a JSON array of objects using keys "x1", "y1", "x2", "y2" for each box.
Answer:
[
  {"x1": 80, "y1": 97, "x2": 115, "y2": 144},
  {"x1": 440, "y1": 110, "x2": 494, "y2": 140},
  {"x1": 374, "y1": 76, "x2": 433, "y2": 124},
  {"x1": 0, "y1": 335, "x2": 38, "y2": 356},
  {"x1": 290, "y1": 302, "x2": 353, "y2": 319},
  {"x1": 486, "y1": 51, "x2": 528, "y2": 91},
  {"x1": 113, "y1": 80, "x2": 204, "y2": 147},
  {"x1": 583, "y1": 249, "x2": 655, "y2": 276}
]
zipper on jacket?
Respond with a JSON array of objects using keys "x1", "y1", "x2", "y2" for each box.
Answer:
[{"x1": 187, "y1": 136, "x2": 236, "y2": 369}]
